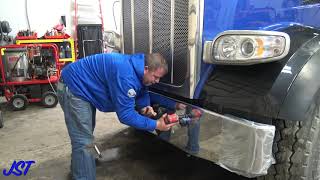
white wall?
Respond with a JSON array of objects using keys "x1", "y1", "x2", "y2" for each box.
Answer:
[
  {"x1": 0, "y1": 0, "x2": 120, "y2": 38},
  {"x1": 101, "y1": 0, "x2": 121, "y2": 33}
]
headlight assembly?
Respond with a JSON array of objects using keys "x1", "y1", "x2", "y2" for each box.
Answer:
[{"x1": 203, "y1": 30, "x2": 290, "y2": 65}]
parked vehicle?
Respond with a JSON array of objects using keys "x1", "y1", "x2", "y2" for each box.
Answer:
[{"x1": 105, "y1": 0, "x2": 320, "y2": 179}]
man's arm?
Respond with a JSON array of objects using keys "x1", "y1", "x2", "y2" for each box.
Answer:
[
  {"x1": 135, "y1": 87, "x2": 150, "y2": 110},
  {"x1": 109, "y1": 76, "x2": 175, "y2": 131},
  {"x1": 136, "y1": 88, "x2": 157, "y2": 117}
]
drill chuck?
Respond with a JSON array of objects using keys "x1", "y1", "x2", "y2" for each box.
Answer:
[{"x1": 165, "y1": 109, "x2": 202, "y2": 126}]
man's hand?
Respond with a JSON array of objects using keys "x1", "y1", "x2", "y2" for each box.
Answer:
[
  {"x1": 156, "y1": 113, "x2": 177, "y2": 131},
  {"x1": 140, "y1": 106, "x2": 157, "y2": 117}
]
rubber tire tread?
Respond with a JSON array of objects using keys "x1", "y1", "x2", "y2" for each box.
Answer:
[
  {"x1": 258, "y1": 101, "x2": 320, "y2": 180},
  {"x1": 41, "y1": 91, "x2": 58, "y2": 108}
]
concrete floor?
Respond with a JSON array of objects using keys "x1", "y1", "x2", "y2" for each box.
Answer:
[{"x1": 0, "y1": 102, "x2": 251, "y2": 180}]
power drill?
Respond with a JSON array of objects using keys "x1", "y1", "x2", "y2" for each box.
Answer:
[{"x1": 165, "y1": 109, "x2": 202, "y2": 126}]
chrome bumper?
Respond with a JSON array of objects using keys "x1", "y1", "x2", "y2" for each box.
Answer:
[{"x1": 151, "y1": 94, "x2": 275, "y2": 178}]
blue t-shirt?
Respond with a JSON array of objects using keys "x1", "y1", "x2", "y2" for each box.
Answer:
[{"x1": 61, "y1": 53, "x2": 156, "y2": 131}]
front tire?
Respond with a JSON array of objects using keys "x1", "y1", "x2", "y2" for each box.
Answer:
[{"x1": 259, "y1": 101, "x2": 320, "y2": 180}]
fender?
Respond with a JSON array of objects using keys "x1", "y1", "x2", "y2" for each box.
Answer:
[
  {"x1": 277, "y1": 36, "x2": 320, "y2": 121},
  {"x1": 198, "y1": 25, "x2": 320, "y2": 124}
]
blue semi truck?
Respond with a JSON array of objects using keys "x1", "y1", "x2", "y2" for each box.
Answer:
[{"x1": 105, "y1": 0, "x2": 320, "y2": 179}]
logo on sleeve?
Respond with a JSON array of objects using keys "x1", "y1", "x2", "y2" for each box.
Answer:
[{"x1": 127, "y1": 89, "x2": 136, "y2": 98}]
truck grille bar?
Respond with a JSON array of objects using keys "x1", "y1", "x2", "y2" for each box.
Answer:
[{"x1": 122, "y1": 0, "x2": 189, "y2": 86}]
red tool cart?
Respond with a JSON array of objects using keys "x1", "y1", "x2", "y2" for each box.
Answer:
[{"x1": 0, "y1": 44, "x2": 61, "y2": 110}]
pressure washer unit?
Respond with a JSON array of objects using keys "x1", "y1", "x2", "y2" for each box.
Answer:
[{"x1": 0, "y1": 44, "x2": 60, "y2": 110}]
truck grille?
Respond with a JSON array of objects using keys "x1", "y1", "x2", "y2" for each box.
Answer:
[{"x1": 122, "y1": 0, "x2": 189, "y2": 86}]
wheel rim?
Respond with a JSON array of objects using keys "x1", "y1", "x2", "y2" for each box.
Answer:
[
  {"x1": 12, "y1": 98, "x2": 25, "y2": 109},
  {"x1": 44, "y1": 95, "x2": 56, "y2": 106}
]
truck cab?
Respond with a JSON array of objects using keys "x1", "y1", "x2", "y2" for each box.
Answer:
[{"x1": 105, "y1": 0, "x2": 320, "y2": 179}]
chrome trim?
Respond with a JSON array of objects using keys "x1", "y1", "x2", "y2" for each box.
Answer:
[
  {"x1": 157, "y1": 81, "x2": 185, "y2": 88},
  {"x1": 148, "y1": 0, "x2": 153, "y2": 53},
  {"x1": 154, "y1": 0, "x2": 182, "y2": 89},
  {"x1": 203, "y1": 41, "x2": 212, "y2": 63},
  {"x1": 206, "y1": 30, "x2": 291, "y2": 65},
  {"x1": 120, "y1": 0, "x2": 124, "y2": 53},
  {"x1": 170, "y1": 0, "x2": 175, "y2": 84},
  {"x1": 131, "y1": 0, "x2": 135, "y2": 53},
  {"x1": 194, "y1": 0, "x2": 204, "y2": 97},
  {"x1": 120, "y1": 0, "x2": 204, "y2": 98},
  {"x1": 188, "y1": 0, "x2": 204, "y2": 97},
  {"x1": 157, "y1": 0, "x2": 204, "y2": 97}
]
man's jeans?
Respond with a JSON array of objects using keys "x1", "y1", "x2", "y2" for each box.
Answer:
[{"x1": 57, "y1": 81, "x2": 96, "y2": 180}]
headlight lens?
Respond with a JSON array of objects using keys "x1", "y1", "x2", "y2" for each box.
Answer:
[
  {"x1": 204, "y1": 31, "x2": 290, "y2": 65},
  {"x1": 220, "y1": 37, "x2": 237, "y2": 58},
  {"x1": 240, "y1": 38, "x2": 255, "y2": 57}
]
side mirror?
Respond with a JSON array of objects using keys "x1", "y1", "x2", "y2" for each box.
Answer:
[{"x1": 103, "y1": 31, "x2": 121, "y2": 51}]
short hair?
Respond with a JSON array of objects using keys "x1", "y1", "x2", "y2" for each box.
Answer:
[{"x1": 145, "y1": 53, "x2": 168, "y2": 74}]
